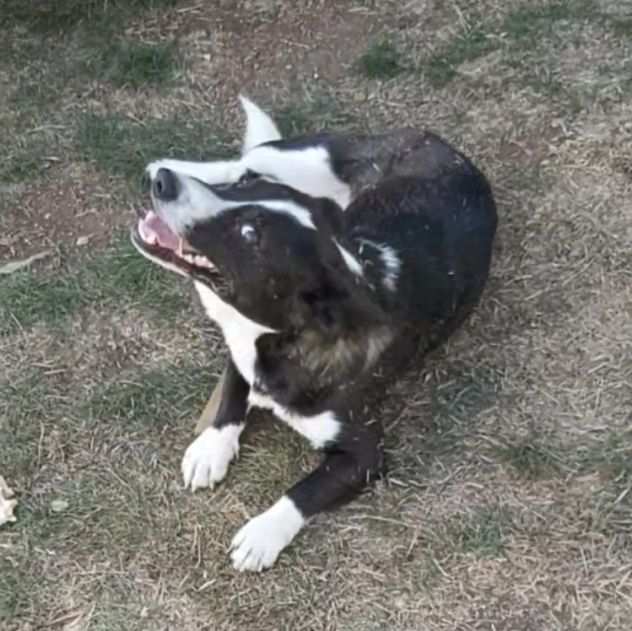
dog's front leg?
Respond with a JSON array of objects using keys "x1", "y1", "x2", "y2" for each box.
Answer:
[
  {"x1": 181, "y1": 359, "x2": 250, "y2": 491},
  {"x1": 230, "y1": 421, "x2": 384, "y2": 571}
]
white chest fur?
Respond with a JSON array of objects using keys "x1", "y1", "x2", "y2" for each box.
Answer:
[
  {"x1": 194, "y1": 282, "x2": 341, "y2": 449},
  {"x1": 194, "y1": 282, "x2": 273, "y2": 385}
]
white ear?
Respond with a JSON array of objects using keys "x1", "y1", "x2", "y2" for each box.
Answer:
[{"x1": 239, "y1": 94, "x2": 282, "y2": 155}]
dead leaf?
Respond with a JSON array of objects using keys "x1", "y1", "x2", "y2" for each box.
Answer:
[{"x1": 0, "y1": 250, "x2": 50, "y2": 275}]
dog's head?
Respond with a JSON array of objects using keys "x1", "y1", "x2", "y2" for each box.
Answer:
[{"x1": 132, "y1": 168, "x2": 380, "y2": 333}]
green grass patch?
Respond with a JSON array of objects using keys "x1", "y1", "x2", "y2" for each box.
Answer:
[
  {"x1": 0, "y1": 558, "x2": 33, "y2": 625},
  {"x1": 274, "y1": 94, "x2": 360, "y2": 136},
  {"x1": 84, "y1": 364, "x2": 212, "y2": 428},
  {"x1": 0, "y1": 269, "x2": 84, "y2": 334},
  {"x1": 421, "y1": 0, "x2": 603, "y2": 88},
  {"x1": 450, "y1": 506, "x2": 511, "y2": 557},
  {"x1": 610, "y1": 17, "x2": 632, "y2": 38},
  {"x1": 578, "y1": 431, "x2": 632, "y2": 490},
  {"x1": 494, "y1": 436, "x2": 564, "y2": 480},
  {"x1": 431, "y1": 366, "x2": 502, "y2": 425},
  {"x1": 424, "y1": 27, "x2": 493, "y2": 88},
  {"x1": 502, "y1": 0, "x2": 599, "y2": 41},
  {"x1": 75, "y1": 112, "x2": 231, "y2": 184},
  {"x1": 91, "y1": 40, "x2": 180, "y2": 89},
  {"x1": 0, "y1": 234, "x2": 190, "y2": 336},
  {"x1": 0, "y1": 0, "x2": 179, "y2": 34},
  {"x1": 0, "y1": 136, "x2": 60, "y2": 183},
  {"x1": 356, "y1": 39, "x2": 406, "y2": 80}
]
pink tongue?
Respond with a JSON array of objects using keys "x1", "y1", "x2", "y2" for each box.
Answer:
[{"x1": 138, "y1": 211, "x2": 179, "y2": 250}]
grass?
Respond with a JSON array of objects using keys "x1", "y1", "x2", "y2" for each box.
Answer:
[
  {"x1": 274, "y1": 93, "x2": 360, "y2": 136},
  {"x1": 2, "y1": 35, "x2": 184, "y2": 186},
  {"x1": 0, "y1": 135, "x2": 60, "y2": 183},
  {"x1": 431, "y1": 366, "x2": 502, "y2": 425},
  {"x1": 579, "y1": 432, "x2": 632, "y2": 491},
  {"x1": 84, "y1": 364, "x2": 214, "y2": 429},
  {"x1": 91, "y1": 40, "x2": 180, "y2": 89},
  {"x1": 0, "y1": 0, "x2": 179, "y2": 34},
  {"x1": 356, "y1": 39, "x2": 406, "y2": 80},
  {"x1": 0, "y1": 234, "x2": 190, "y2": 336},
  {"x1": 424, "y1": 27, "x2": 494, "y2": 88},
  {"x1": 451, "y1": 506, "x2": 511, "y2": 557},
  {"x1": 75, "y1": 112, "x2": 231, "y2": 184},
  {"x1": 494, "y1": 435, "x2": 565, "y2": 479},
  {"x1": 2, "y1": 0, "x2": 632, "y2": 629},
  {"x1": 611, "y1": 17, "x2": 632, "y2": 38},
  {"x1": 0, "y1": 560, "x2": 31, "y2": 624},
  {"x1": 502, "y1": 0, "x2": 600, "y2": 40},
  {"x1": 421, "y1": 0, "x2": 606, "y2": 88}
]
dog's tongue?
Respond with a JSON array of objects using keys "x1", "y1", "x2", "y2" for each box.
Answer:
[{"x1": 138, "y1": 211, "x2": 179, "y2": 250}]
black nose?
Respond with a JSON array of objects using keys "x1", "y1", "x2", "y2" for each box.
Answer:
[{"x1": 152, "y1": 168, "x2": 179, "y2": 201}]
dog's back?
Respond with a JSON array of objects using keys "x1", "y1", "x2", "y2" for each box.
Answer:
[{"x1": 275, "y1": 129, "x2": 497, "y2": 349}]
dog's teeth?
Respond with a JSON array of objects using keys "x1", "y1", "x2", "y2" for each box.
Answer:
[{"x1": 177, "y1": 238, "x2": 184, "y2": 257}]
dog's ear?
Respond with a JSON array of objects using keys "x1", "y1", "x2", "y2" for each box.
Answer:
[
  {"x1": 239, "y1": 95, "x2": 282, "y2": 154},
  {"x1": 294, "y1": 266, "x2": 386, "y2": 337}
]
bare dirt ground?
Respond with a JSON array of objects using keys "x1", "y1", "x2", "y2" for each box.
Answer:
[{"x1": 1, "y1": 1, "x2": 631, "y2": 629}]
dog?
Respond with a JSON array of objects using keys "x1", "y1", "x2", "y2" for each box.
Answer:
[{"x1": 131, "y1": 96, "x2": 497, "y2": 571}]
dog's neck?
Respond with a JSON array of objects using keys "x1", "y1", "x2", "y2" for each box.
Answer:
[{"x1": 252, "y1": 316, "x2": 393, "y2": 411}]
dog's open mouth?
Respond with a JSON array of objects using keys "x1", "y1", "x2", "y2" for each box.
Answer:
[{"x1": 133, "y1": 210, "x2": 216, "y2": 274}]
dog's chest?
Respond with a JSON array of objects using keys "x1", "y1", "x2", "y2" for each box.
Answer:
[
  {"x1": 194, "y1": 281, "x2": 272, "y2": 385},
  {"x1": 194, "y1": 282, "x2": 341, "y2": 449}
]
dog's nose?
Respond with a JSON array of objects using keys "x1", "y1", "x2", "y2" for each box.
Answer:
[{"x1": 152, "y1": 168, "x2": 179, "y2": 201}]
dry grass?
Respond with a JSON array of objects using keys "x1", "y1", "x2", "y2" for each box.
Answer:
[{"x1": 2, "y1": 0, "x2": 632, "y2": 629}]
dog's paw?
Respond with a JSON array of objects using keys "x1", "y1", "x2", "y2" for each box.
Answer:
[
  {"x1": 230, "y1": 496, "x2": 305, "y2": 572},
  {"x1": 181, "y1": 425, "x2": 242, "y2": 491}
]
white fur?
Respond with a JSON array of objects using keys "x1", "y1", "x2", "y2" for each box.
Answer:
[
  {"x1": 334, "y1": 240, "x2": 364, "y2": 276},
  {"x1": 358, "y1": 239, "x2": 401, "y2": 292},
  {"x1": 239, "y1": 94, "x2": 282, "y2": 154},
  {"x1": 146, "y1": 98, "x2": 351, "y2": 209},
  {"x1": 194, "y1": 282, "x2": 274, "y2": 385},
  {"x1": 258, "y1": 200, "x2": 315, "y2": 230},
  {"x1": 244, "y1": 144, "x2": 351, "y2": 209},
  {"x1": 248, "y1": 390, "x2": 341, "y2": 449},
  {"x1": 157, "y1": 173, "x2": 317, "y2": 233},
  {"x1": 378, "y1": 244, "x2": 401, "y2": 291},
  {"x1": 182, "y1": 424, "x2": 243, "y2": 491},
  {"x1": 230, "y1": 495, "x2": 305, "y2": 572}
]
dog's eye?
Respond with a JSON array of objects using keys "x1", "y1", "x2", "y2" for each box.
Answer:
[{"x1": 240, "y1": 224, "x2": 258, "y2": 244}]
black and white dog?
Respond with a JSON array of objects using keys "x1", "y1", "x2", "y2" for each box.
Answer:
[{"x1": 131, "y1": 97, "x2": 497, "y2": 571}]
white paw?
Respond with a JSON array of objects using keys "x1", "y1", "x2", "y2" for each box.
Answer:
[
  {"x1": 181, "y1": 425, "x2": 243, "y2": 491},
  {"x1": 230, "y1": 496, "x2": 305, "y2": 572}
]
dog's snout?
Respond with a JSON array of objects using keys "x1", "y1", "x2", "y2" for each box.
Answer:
[{"x1": 152, "y1": 168, "x2": 179, "y2": 201}]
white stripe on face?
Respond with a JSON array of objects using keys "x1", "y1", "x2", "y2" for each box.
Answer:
[{"x1": 153, "y1": 173, "x2": 317, "y2": 234}]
